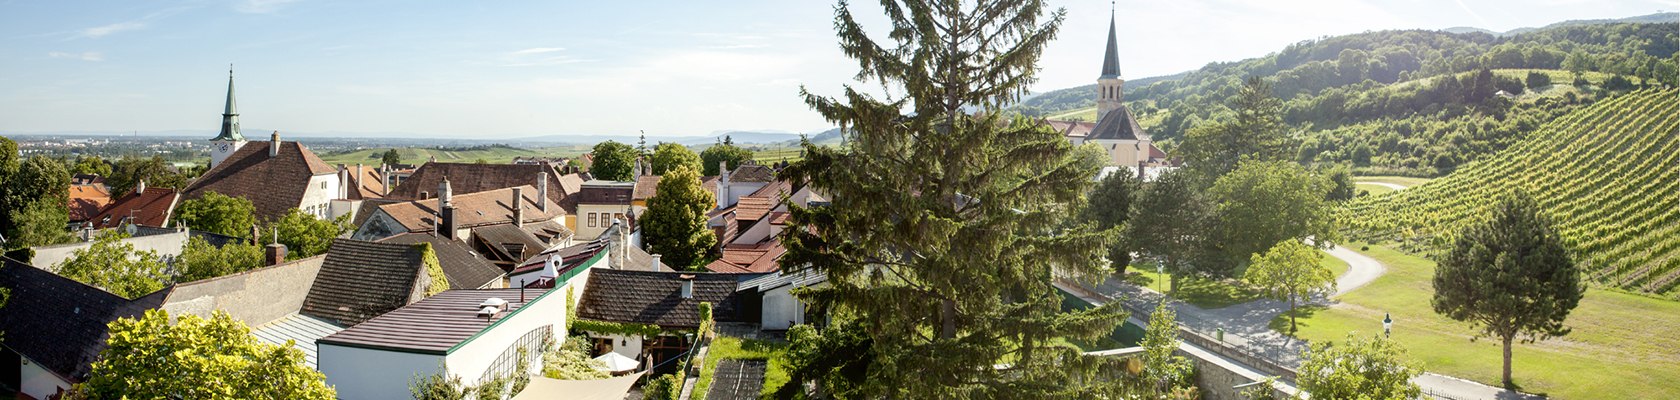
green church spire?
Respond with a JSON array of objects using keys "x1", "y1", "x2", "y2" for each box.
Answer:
[{"x1": 213, "y1": 66, "x2": 244, "y2": 141}]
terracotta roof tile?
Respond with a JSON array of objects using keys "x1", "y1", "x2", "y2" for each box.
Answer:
[
  {"x1": 388, "y1": 162, "x2": 577, "y2": 206},
  {"x1": 728, "y1": 164, "x2": 776, "y2": 183},
  {"x1": 633, "y1": 175, "x2": 662, "y2": 201},
  {"x1": 67, "y1": 184, "x2": 112, "y2": 222},
  {"x1": 184, "y1": 140, "x2": 335, "y2": 221},
  {"x1": 704, "y1": 242, "x2": 784, "y2": 274},
  {"x1": 575, "y1": 269, "x2": 744, "y2": 328},
  {"x1": 735, "y1": 197, "x2": 773, "y2": 222},
  {"x1": 89, "y1": 188, "x2": 179, "y2": 229},
  {"x1": 374, "y1": 185, "x2": 565, "y2": 233}
]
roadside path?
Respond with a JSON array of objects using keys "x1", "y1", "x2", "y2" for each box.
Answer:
[{"x1": 1356, "y1": 181, "x2": 1411, "y2": 191}]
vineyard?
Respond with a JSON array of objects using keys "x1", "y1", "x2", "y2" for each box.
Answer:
[{"x1": 1340, "y1": 88, "x2": 1680, "y2": 297}]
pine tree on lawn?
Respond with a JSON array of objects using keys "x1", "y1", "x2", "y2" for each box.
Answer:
[{"x1": 777, "y1": 0, "x2": 1131, "y2": 397}]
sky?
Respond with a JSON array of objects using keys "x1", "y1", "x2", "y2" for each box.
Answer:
[{"x1": 0, "y1": 0, "x2": 1671, "y2": 139}]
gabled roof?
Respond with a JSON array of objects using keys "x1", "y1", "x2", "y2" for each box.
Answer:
[
  {"x1": 0, "y1": 258, "x2": 169, "y2": 382},
  {"x1": 704, "y1": 242, "x2": 786, "y2": 274},
  {"x1": 633, "y1": 175, "x2": 662, "y2": 201},
  {"x1": 316, "y1": 288, "x2": 551, "y2": 355},
  {"x1": 89, "y1": 187, "x2": 179, "y2": 229},
  {"x1": 346, "y1": 165, "x2": 386, "y2": 200},
  {"x1": 68, "y1": 184, "x2": 112, "y2": 222},
  {"x1": 373, "y1": 185, "x2": 565, "y2": 233},
  {"x1": 578, "y1": 180, "x2": 634, "y2": 205},
  {"x1": 301, "y1": 239, "x2": 429, "y2": 326},
  {"x1": 387, "y1": 162, "x2": 577, "y2": 206},
  {"x1": 1043, "y1": 119, "x2": 1097, "y2": 140},
  {"x1": 471, "y1": 224, "x2": 549, "y2": 263},
  {"x1": 735, "y1": 197, "x2": 774, "y2": 222},
  {"x1": 1087, "y1": 105, "x2": 1148, "y2": 141},
  {"x1": 728, "y1": 164, "x2": 776, "y2": 183},
  {"x1": 381, "y1": 233, "x2": 505, "y2": 290},
  {"x1": 183, "y1": 140, "x2": 337, "y2": 221},
  {"x1": 576, "y1": 269, "x2": 744, "y2": 329}
]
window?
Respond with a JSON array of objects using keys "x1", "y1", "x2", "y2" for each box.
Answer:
[
  {"x1": 480, "y1": 325, "x2": 553, "y2": 382},
  {"x1": 588, "y1": 212, "x2": 597, "y2": 227}
]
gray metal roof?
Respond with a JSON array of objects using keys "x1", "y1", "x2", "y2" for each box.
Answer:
[
  {"x1": 212, "y1": 69, "x2": 244, "y2": 141},
  {"x1": 251, "y1": 313, "x2": 345, "y2": 369},
  {"x1": 316, "y1": 288, "x2": 553, "y2": 355},
  {"x1": 1100, "y1": 15, "x2": 1122, "y2": 79}
]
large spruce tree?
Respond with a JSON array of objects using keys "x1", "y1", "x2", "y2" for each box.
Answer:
[
  {"x1": 777, "y1": 0, "x2": 1131, "y2": 397},
  {"x1": 1431, "y1": 192, "x2": 1583, "y2": 388}
]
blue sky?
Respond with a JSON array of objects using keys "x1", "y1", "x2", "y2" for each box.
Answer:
[{"x1": 0, "y1": 0, "x2": 1670, "y2": 138}]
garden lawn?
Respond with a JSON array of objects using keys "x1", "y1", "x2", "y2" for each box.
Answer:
[
  {"x1": 1122, "y1": 251, "x2": 1347, "y2": 309},
  {"x1": 1355, "y1": 182, "x2": 1396, "y2": 196},
  {"x1": 1281, "y1": 243, "x2": 1680, "y2": 399},
  {"x1": 692, "y1": 336, "x2": 790, "y2": 400}
]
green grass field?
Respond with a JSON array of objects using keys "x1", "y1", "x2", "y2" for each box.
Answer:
[
  {"x1": 1280, "y1": 244, "x2": 1680, "y2": 399},
  {"x1": 1352, "y1": 175, "x2": 1431, "y2": 188},
  {"x1": 1356, "y1": 183, "x2": 1396, "y2": 196},
  {"x1": 691, "y1": 336, "x2": 791, "y2": 400},
  {"x1": 1124, "y1": 251, "x2": 1350, "y2": 309},
  {"x1": 315, "y1": 145, "x2": 590, "y2": 166}
]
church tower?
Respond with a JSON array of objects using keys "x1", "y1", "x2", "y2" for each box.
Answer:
[
  {"x1": 1095, "y1": 11, "x2": 1124, "y2": 121},
  {"x1": 209, "y1": 67, "x2": 247, "y2": 168}
]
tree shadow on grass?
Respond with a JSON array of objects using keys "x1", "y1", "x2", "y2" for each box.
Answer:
[
  {"x1": 1267, "y1": 304, "x2": 1328, "y2": 336},
  {"x1": 1174, "y1": 277, "x2": 1263, "y2": 309}
]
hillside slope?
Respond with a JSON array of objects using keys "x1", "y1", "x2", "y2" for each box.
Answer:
[{"x1": 1340, "y1": 89, "x2": 1679, "y2": 296}]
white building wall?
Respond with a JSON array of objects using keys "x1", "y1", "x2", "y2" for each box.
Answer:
[
  {"x1": 316, "y1": 344, "x2": 445, "y2": 400},
  {"x1": 32, "y1": 230, "x2": 194, "y2": 270},
  {"x1": 575, "y1": 204, "x2": 631, "y2": 240},
  {"x1": 19, "y1": 358, "x2": 70, "y2": 400},
  {"x1": 600, "y1": 333, "x2": 645, "y2": 360},
  {"x1": 443, "y1": 287, "x2": 567, "y2": 385},
  {"x1": 760, "y1": 285, "x2": 806, "y2": 331},
  {"x1": 299, "y1": 174, "x2": 343, "y2": 220}
]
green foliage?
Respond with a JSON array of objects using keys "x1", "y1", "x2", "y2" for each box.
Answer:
[
  {"x1": 266, "y1": 208, "x2": 349, "y2": 259},
  {"x1": 1525, "y1": 71, "x2": 1552, "y2": 89},
  {"x1": 175, "y1": 236, "x2": 264, "y2": 282},
  {"x1": 541, "y1": 335, "x2": 610, "y2": 380},
  {"x1": 1140, "y1": 302, "x2": 1195, "y2": 395},
  {"x1": 72, "y1": 155, "x2": 112, "y2": 177},
  {"x1": 699, "y1": 144, "x2": 753, "y2": 176},
  {"x1": 383, "y1": 148, "x2": 402, "y2": 167},
  {"x1": 418, "y1": 242, "x2": 450, "y2": 296},
  {"x1": 1084, "y1": 171, "x2": 1140, "y2": 275},
  {"x1": 643, "y1": 373, "x2": 682, "y2": 400},
  {"x1": 777, "y1": 0, "x2": 1138, "y2": 396},
  {"x1": 642, "y1": 165, "x2": 717, "y2": 270},
  {"x1": 650, "y1": 142, "x2": 703, "y2": 176},
  {"x1": 1208, "y1": 160, "x2": 1337, "y2": 273},
  {"x1": 174, "y1": 191, "x2": 258, "y2": 238},
  {"x1": 55, "y1": 231, "x2": 167, "y2": 299},
  {"x1": 1244, "y1": 240, "x2": 1336, "y2": 334},
  {"x1": 1128, "y1": 168, "x2": 1214, "y2": 291},
  {"x1": 775, "y1": 322, "x2": 875, "y2": 399},
  {"x1": 1297, "y1": 334, "x2": 1422, "y2": 399},
  {"x1": 510, "y1": 348, "x2": 533, "y2": 395},
  {"x1": 1341, "y1": 89, "x2": 1678, "y2": 296},
  {"x1": 693, "y1": 336, "x2": 791, "y2": 400},
  {"x1": 1431, "y1": 192, "x2": 1583, "y2": 387},
  {"x1": 8, "y1": 197, "x2": 75, "y2": 249},
  {"x1": 1323, "y1": 165, "x2": 1357, "y2": 202},
  {"x1": 82, "y1": 310, "x2": 335, "y2": 399},
  {"x1": 590, "y1": 141, "x2": 638, "y2": 181},
  {"x1": 569, "y1": 319, "x2": 667, "y2": 337},
  {"x1": 1179, "y1": 76, "x2": 1292, "y2": 179},
  {"x1": 410, "y1": 371, "x2": 467, "y2": 400},
  {"x1": 108, "y1": 156, "x2": 189, "y2": 196}
]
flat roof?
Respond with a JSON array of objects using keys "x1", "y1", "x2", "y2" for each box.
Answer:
[
  {"x1": 315, "y1": 288, "x2": 553, "y2": 355},
  {"x1": 252, "y1": 313, "x2": 345, "y2": 369}
]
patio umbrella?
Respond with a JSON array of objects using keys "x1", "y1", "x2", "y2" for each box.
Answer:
[{"x1": 592, "y1": 352, "x2": 640, "y2": 373}]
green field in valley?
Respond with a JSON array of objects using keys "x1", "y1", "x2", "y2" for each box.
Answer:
[
  {"x1": 1282, "y1": 244, "x2": 1680, "y2": 399},
  {"x1": 315, "y1": 145, "x2": 590, "y2": 166}
]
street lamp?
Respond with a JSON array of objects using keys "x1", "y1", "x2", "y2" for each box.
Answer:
[
  {"x1": 1383, "y1": 313, "x2": 1393, "y2": 337},
  {"x1": 1156, "y1": 263, "x2": 1164, "y2": 293}
]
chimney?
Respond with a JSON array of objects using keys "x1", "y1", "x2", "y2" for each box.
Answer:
[
  {"x1": 651, "y1": 254, "x2": 662, "y2": 271},
  {"x1": 439, "y1": 178, "x2": 456, "y2": 240},
  {"x1": 135, "y1": 179, "x2": 146, "y2": 195},
  {"x1": 717, "y1": 161, "x2": 730, "y2": 209},
  {"x1": 679, "y1": 274, "x2": 695, "y2": 299},
  {"x1": 269, "y1": 131, "x2": 280, "y2": 158},
  {"x1": 512, "y1": 187, "x2": 525, "y2": 227},
  {"x1": 380, "y1": 164, "x2": 391, "y2": 196},
  {"x1": 606, "y1": 219, "x2": 625, "y2": 269},
  {"x1": 537, "y1": 171, "x2": 550, "y2": 212},
  {"x1": 250, "y1": 224, "x2": 260, "y2": 246},
  {"x1": 265, "y1": 243, "x2": 287, "y2": 266},
  {"x1": 338, "y1": 165, "x2": 349, "y2": 199}
]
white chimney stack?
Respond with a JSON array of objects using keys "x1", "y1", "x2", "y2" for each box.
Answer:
[{"x1": 269, "y1": 131, "x2": 280, "y2": 158}]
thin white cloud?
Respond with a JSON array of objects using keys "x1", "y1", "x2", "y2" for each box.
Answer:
[
  {"x1": 1451, "y1": 0, "x2": 1494, "y2": 26},
  {"x1": 501, "y1": 57, "x2": 596, "y2": 67},
  {"x1": 49, "y1": 52, "x2": 105, "y2": 62},
  {"x1": 509, "y1": 47, "x2": 565, "y2": 56},
  {"x1": 237, "y1": 0, "x2": 303, "y2": 14},
  {"x1": 77, "y1": 21, "x2": 144, "y2": 39}
]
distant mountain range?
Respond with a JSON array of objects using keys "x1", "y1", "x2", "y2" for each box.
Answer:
[
  {"x1": 10, "y1": 128, "x2": 840, "y2": 146},
  {"x1": 1442, "y1": 12, "x2": 1676, "y2": 36}
]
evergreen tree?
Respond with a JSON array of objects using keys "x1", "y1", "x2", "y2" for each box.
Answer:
[
  {"x1": 1178, "y1": 76, "x2": 1290, "y2": 179},
  {"x1": 1128, "y1": 168, "x2": 1213, "y2": 291},
  {"x1": 777, "y1": 1, "x2": 1132, "y2": 396},
  {"x1": 382, "y1": 149, "x2": 402, "y2": 167},
  {"x1": 1431, "y1": 192, "x2": 1583, "y2": 388},
  {"x1": 641, "y1": 165, "x2": 716, "y2": 270},
  {"x1": 174, "y1": 191, "x2": 259, "y2": 238},
  {"x1": 589, "y1": 141, "x2": 637, "y2": 181}
]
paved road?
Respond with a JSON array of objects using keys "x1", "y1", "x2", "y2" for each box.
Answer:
[{"x1": 1328, "y1": 245, "x2": 1385, "y2": 296}]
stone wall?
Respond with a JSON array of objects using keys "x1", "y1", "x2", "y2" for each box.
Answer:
[
  {"x1": 161, "y1": 255, "x2": 326, "y2": 326},
  {"x1": 30, "y1": 230, "x2": 192, "y2": 270}
]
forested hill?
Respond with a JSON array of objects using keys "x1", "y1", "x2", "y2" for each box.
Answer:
[{"x1": 1014, "y1": 14, "x2": 1677, "y2": 176}]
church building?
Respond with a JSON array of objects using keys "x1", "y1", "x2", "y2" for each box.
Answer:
[{"x1": 1045, "y1": 13, "x2": 1170, "y2": 170}]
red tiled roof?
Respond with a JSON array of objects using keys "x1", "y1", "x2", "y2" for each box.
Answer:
[
  {"x1": 389, "y1": 162, "x2": 580, "y2": 209},
  {"x1": 704, "y1": 242, "x2": 785, "y2": 274},
  {"x1": 347, "y1": 165, "x2": 386, "y2": 200},
  {"x1": 183, "y1": 140, "x2": 336, "y2": 222},
  {"x1": 375, "y1": 185, "x2": 565, "y2": 233},
  {"x1": 768, "y1": 211, "x2": 791, "y2": 226},
  {"x1": 633, "y1": 175, "x2": 662, "y2": 201},
  {"x1": 68, "y1": 184, "x2": 112, "y2": 222},
  {"x1": 735, "y1": 197, "x2": 773, "y2": 222},
  {"x1": 746, "y1": 180, "x2": 792, "y2": 199},
  {"x1": 90, "y1": 188, "x2": 179, "y2": 229},
  {"x1": 1044, "y1": 119, "x2": 1096, "y2": 139}
]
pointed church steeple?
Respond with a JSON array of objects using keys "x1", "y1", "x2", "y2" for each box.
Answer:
[
  {"x1": 1095, "y1": 6, "x2": 1126, "y2": 122},
  {"x1": 213, "y1": 67, "x2": 244, "y2": 141},
  {"x1": 1100, "y1": 9, "x2": 1122, "y2": 79}
]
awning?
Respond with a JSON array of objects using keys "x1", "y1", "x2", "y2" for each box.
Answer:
[
  {"x1": 511, "y1": 373, "x2": 644, "y2": 400},
  {"x1": 593, "y1": 352, "x2": 641, "y2": 372}
]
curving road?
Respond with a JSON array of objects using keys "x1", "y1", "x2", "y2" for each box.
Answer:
[{"x1": 1328, "y1": 245, "x2": 1385, "y2": 297}]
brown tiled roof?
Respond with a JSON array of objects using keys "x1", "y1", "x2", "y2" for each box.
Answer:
[
  {"x1": 374, "y1": 185, "x2": 565, "y2": 233},
  {"x1": 381, "y1": 233, "x2": 505, "y2": 290},
  {"x1": 90, "y1": 187, "x2": 179, "y2": 229},
  {"x1": 1043, "y1": 119, "x2": 1097, "y2": 139},
  {"x1": 729, "y1": 164, "x2": 776, "y2": 183},
  {"x1": 388, "y1": 162, "x2": 570, "y2": 204},
  {"x1": 1148, "y1": 143, "x2": 1168, "y2": 159},
  {"x1": 184, "y1": 140, "x2": 336, "y2": 222},
  {"x1": 576, "y1": 269, "x2": 743, "y2": 328},
  {"x1": 521, "y1": 219, "x2": 572, "y2": 244},
  {"x1": 316, "y1": 288, "x2": 551, "y2": 355},
  {"x1": 746, "y1": 180, "x2": 793, "y2": 199},
  {"x1": 633, "y1": 175, "x2": 663, "y2": 201},
  {"x1": 301, "y1": 239, "x2": 429, "y2": 326},
  {"x1": 68, "y1": 184, "x2": 112, "y2": 222},
  {"x1": 346, "y1": 165, "x2": 386, "y2": 200},
  {"x1": 768, "y1": 211, "x2": 791, "y2": 226},
  {"x1": 701, "y1": 176, "x2": 720, "y2": 197},
  {"x1": 0, "y1": 258, "x2": 168, "y2": 382},
  {"x1": 472, "y1": 224, "x2": 548, "y2": 264},
  {"x1": 578, "y1": 181, "x2": 634, "y2": 205},
  {"x1": 735, "y1": 197, "x2": 773, "y2": 222},
  {"x1": 1087, "y1": 105, "x2": 1149, "y2": 141},
  {"x1": 704, "y1": 242, "x2": 785, "y2": 274}
]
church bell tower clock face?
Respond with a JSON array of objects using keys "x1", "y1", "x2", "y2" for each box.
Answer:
[{"x1": 219, "y1": 143, "x2": 229, "y2": 152}]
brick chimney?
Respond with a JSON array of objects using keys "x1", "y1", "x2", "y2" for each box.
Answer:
[
  {"x1": 537, "y1": 171, "x2": 549, "y2": 213},
  {"x1": 265, "y1": 243, "x2": 287, "y2": 266},
  {"x1": 439, "y1": 178, "x2": 456, "y2": 240},
  {"x1": 512, "y1": 187, "x2": 525, "y2": 227},
  {"x1": 269, "y1": 131, "x2": 280, "y2": 158}
]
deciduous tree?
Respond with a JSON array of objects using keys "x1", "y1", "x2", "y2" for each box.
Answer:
[
  {"x1": 176, "y1": 236, "x2": 264, "y2": 282},
  {"x1": 1084, "y1": 171, "x2": 1140, "y2": 275},
  {"x1": 382, "y1": 148, "x2": 402, "y2": 167},
  {"x1": 54, "y1": 231, "x2": 168, "y2": 299},
  {"x1": 641, "y1": 165, "x2": 717, "y2": 270},
  {"x1": 1431, "y1": 192, "x2": 1582, "y2": 388},
  {"x1": 8, "y1": 198, "x2": 75, "y2": 249},
  {"x1": 1208, "y1": 160, "x2": 1337, "y2": 273},
  {"x1": 81, "y1": 310, "x2": 335, "y2": 399},
  {"x1": 174, "y1": 191, "x2": 258, "y2": 238},
  {"x1": 649, "y1": 142, "x2": 702, "y2": 176},
  {"x1": 108, "y1": 156, "x2": 187, "y2": 196},
  {"x1": 1128, "y1": 168, "x2": 1214, "y2": 291},
  {"x1": 267, "y1": 208, "x2": 349, "y2": 259},
  {"x1": 777, "y1": 0, "x2": 1133, "y2": 396},
  {"x1": 590, "y1": 141, "x2": 637, "y2": 181},
  {"x1": 72, "y1": 155, "x2": 112, "y2": 177},
  {"x1": 1298, "y1": 334, "x2": 1422, "y2": 399},
  {"x1": 1244, "y1": 240, "x2": 1336, "y2": 334},
  {"x1": 699, "y1": 143, "x2": 753, "y2": 176},
  {"x1": 1140, "y1": 301, "x2": 1195, "y2": 395},
  {"x1": 1177, "y1": 76, "x2": 1291, "y2": 179}
]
